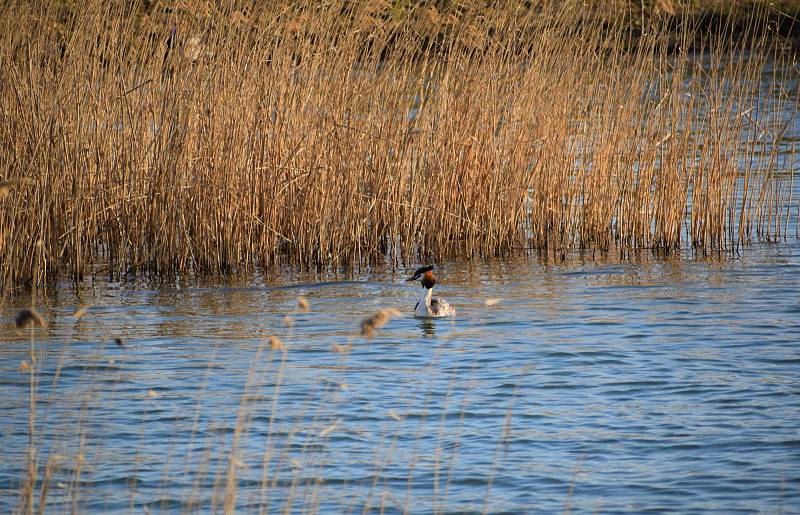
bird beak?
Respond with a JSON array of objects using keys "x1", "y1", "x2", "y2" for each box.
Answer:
[{"x1": 406, "y1": 275, "x2": 418, "y2": 282}]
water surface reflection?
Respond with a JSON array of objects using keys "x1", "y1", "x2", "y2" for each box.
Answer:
[{"x1": 1, "y1": 244, "x2": 799, "y2": 513}]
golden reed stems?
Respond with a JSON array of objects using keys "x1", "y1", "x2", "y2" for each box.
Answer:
[{"x1": 0, "y1": 2, "x2": 797, "y2": 291}]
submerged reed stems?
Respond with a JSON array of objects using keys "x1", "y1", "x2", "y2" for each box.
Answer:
[{"x1": 0, "y1": 1, "x2": 797, "y2": 292}]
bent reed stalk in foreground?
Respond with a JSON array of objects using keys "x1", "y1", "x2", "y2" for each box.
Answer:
[{"x1": 0, "y1": 1, "x2": 798, "y2": 291}]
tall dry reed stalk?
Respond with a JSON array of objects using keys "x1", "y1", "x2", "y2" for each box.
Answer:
[{"x1": 0, "y1": 1, "x2": 797, "y2": 292}]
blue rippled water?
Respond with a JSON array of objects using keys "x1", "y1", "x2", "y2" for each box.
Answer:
[{"x1": 1, "y1": 242, "x2": 799, "y2": 513}]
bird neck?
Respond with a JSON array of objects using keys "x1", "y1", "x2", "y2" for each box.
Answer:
[{"x1": 419, "y1": 286, "x2": 433, "y2": 307}]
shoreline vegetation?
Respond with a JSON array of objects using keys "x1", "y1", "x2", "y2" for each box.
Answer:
[{"x1": 2, "y1": 1, "x2": 800, "y2": 293}]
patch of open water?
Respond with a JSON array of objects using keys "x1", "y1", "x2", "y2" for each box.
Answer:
[{"x1": 1, "y1": 243, "x2": 799, "y2": 513}]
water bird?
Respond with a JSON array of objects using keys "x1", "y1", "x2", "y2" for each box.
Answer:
[{"x1": 406, "y1": 265, "x2": 456, "y2": 318}]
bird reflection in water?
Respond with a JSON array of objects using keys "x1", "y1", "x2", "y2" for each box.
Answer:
[{"x1": 418, "y1": 318, "x2": 436, "y2": 337}]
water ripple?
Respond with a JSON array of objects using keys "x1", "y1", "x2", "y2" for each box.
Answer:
[{"x1": 2, "y1": 247, "x2": 800, "y2": 512}]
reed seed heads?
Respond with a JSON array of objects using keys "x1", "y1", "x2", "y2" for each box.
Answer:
[
  {"x1": 269, "y1": 336, "x2": 286, "y2": 351},
  {"x1": 16, "y1": 309, "x2": 44, "y2": 329},
  {"x1": 296, "y1": 297, "x2": 310, "y2": 312},
  {"x1": 360, "y1": 308, "x2": 401, "y2": 338}
]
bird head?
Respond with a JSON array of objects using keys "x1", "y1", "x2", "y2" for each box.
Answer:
[{"x1": 406, "y1": 265, "x2": 436, "y2": 289}]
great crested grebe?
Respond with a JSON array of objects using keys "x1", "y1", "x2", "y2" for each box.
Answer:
[{"x1": 406, "y1": 265, "x2": 456, "y2": 318}]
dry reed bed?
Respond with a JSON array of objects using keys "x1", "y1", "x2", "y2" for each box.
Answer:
[{"x1": 0, "y1": 1, "x2": 797, "y2": 292}]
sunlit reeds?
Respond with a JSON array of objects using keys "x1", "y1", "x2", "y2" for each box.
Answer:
[{"x1": 0, "y1": 1, "x2": 797, "y2": 292}]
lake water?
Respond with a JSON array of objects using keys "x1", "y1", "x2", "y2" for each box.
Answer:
[{"x1": 1, "y1": 240, "x2": 799, "y2": 513}]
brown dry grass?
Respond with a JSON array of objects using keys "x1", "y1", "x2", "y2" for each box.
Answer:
[{"x1": 0, "y1": 1, "x2": 797, "y2": 293}]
